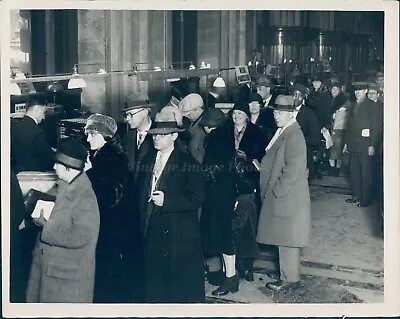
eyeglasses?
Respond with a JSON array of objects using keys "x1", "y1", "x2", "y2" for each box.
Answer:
[{"x1": 125, "y1": 109, "x2": 145, "y2": 119}]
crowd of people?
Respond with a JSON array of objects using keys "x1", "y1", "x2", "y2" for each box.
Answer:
[{"x1": 10, "y1": 72, "x2": 383, "y2": 303}]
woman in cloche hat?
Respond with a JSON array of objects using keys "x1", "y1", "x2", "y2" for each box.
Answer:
[{"x1": 83, "y1": 113, "x2": 132, "y2": 303}]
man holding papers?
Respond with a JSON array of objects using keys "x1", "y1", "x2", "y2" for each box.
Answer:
[{"x1": 26, "y1": 139, "x2": 100, "y2": 303}]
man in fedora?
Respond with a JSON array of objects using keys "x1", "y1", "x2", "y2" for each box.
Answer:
[
  {"x1": 256, "y1": 76, "x2": 277, "y2": 142},
  {"x1": 256, "y1": 95, "x2": 311, "y2": 292},
  {"x1": 136, "y1": 106, "x2": 205, "y2": 303},
  {"x1": 26, "y1": 139, "x2": 100, "y2": 303},
  {"x1": 344, "y1": 82, "x2": 382, "y2": 207},
  {"x1": 121, "y1": 95, "x2": 156, "y2": 180},
  {"x1": 289, "y1": 83, "x2": 321, "y2": 181}
]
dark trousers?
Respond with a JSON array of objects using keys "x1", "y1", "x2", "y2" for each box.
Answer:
[{"x1": 350, "y1": 152, "x2": 374, "y2": 204}]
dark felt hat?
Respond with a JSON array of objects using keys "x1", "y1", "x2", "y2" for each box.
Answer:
[
  {"x1": 232, "y1": 100, "x2": 251, "y2": 118},
  {"x1": 289, "y1": 83, "x2": 309, "y2": 96},
  {"x1": 55, "y1": 139, "x2": 88, "y2": 170},
  {"x1": 267, "y1": 95, "x2": 296, "y2": 112},
  {"x1": 352, "y1": 81, "x2": 369, "y2": 91},
  {"x1": 368, "y1": 82, "x2": 381, "y2": 92},
  {"x1": 122, "y1": 93, "x2": 155, "y2": 112},
  {"x1": 248, "y1": 92, "x2": 264, "y2": 105},
  {"x1": 199, "y1": 108, "x2": 226, "y2": 128}
]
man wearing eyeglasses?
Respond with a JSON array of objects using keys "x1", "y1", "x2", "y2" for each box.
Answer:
[{"x1": 121, "y1": 96, "x2": 156, "y2": 179}]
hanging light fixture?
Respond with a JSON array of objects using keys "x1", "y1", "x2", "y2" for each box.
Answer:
[
  {"x1": 213, "y1": 72, "x2": 226, "y2": 88},
  {"x1": 188, "y1": 62, "x2": 196, "y2": 70},
  {"x1": 68, "y1": 64, "x2": 87, "y2": 89}
]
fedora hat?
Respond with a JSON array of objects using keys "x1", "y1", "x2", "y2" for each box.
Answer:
[
  {"x1": 352, "y1": 81, "x2": 369, "y2": 91},
  {"x1": 199, "y1": 108, "x2": 226, "y2": 128},
  {"x1": 147, "y1": 106, "x2": 185, "y2": 134},
  {"x1": 122, "y1": 93, "x2": 155, "y2": 112},
  {"x1": 267, "y1": 95, "x2": 296, "y2": 112},
  {"x1": 289, "y1": 83, "x2": 309, "y2": 96},
  {"x1": 55, "y1": 139, "x2": 88, "y2": 170}
]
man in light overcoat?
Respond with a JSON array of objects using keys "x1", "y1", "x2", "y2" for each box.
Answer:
[
  {"x1": 26, "y1": 139, "x2": 100, "y2": 303},
  {"x1": 256, "y1": 95, "x2": 311, "y2": 291}
]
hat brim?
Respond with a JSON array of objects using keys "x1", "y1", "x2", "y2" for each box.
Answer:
[
  {"x1": 147, "y1": 127, "x2": 185, "y2": 134},
  {"x1": 121, "y1": 103, "x2": 156, "y2": 113},
  {"x1": 267, "y1": 104, "x2": 296, "y2": 112}
]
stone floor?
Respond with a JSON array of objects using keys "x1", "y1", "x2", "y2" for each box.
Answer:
[{"x1": 205, "y1": 175, "x2": 384, "y2": 304}]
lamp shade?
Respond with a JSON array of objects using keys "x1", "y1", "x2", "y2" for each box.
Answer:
[
  {"x1": 10, "y1": 83, "x2": 22, "y2": 96},
  {"x1": 213, "y1": 76, "x2": 226, "y2": 88},
  {"x1": 68, "y1": 77, "x2": 87, "y2": 89}
]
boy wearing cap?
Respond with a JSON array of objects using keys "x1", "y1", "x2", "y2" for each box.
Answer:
[
  {"x1": 344, "y1": 82, "x2": 382, "y2": 207},
  {"x1": 26, "y1": 139, "x2": 100, "y2": 303},
  {"x1": 256, "y1": 95, "x2": 311, "y2": 292},
  {"x1": 136, "y1": 107, "x2": 205, "y2": 303}
]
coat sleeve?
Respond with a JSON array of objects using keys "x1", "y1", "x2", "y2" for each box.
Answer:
[
  {"x1": 307, "y1": 110, "x2": 321, "y2": 145},
  {"x1": 162, "y1": 160, "x2": 205, "y2": 213},
  {"x1": 232, "y1": 199, "x2": 250, "y2": 231},
  {"x1": 370, "y1": 102, "x2": 383, "y2": 149},
  {"x1": 272, "y1": 131, "x2": 306, "y2": 199},
  {"x1": 34, "y1": 128, "x2": 55, "y2": 170},
  {"x1": 40, "y1": 192, "x2": 99, "y2": 249}
]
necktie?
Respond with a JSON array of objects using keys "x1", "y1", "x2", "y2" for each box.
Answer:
[
  {"x1": 137, "y1": 132, "x2": 144, "y2": 149},
  {"x1": 153, "y1": 152, "x2": 164, "y2": 179}
]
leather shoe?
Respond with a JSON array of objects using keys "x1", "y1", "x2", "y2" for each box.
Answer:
[
  {"x1": 243, "y1": 270, "x2": 254, "y2": 282},
  {"x1": 357, "y1": 202, "x2": 371, "y2": 207},
  {"x1": 266, "y1": 280, "x2": 300, "y2": 292},
  {"x1": 266, "y1": 271, "x2": 280, "y2": 280},
  {"x1": 212, "y1": 275, "x2": 239, "y2": 296},
  {"x1": 207, "y1": 270, "x2": 225, "y2": 286},
  {"x1": 346, "y1": 197, "x2": 359, "y2": 203}
]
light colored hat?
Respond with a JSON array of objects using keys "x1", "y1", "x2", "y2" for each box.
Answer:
[
  {"x1": 84, "y1": 113, "x2": 118, "y2": 138},
  {"x1": 267, "y1": 95, "x2": 296, "y2": 112},
  {"x1": 147, "y1": 106, "x2": 185, "y2": 135},
  {"x1": 179, "y1": 93, "x2": 204, "y2": 115}
]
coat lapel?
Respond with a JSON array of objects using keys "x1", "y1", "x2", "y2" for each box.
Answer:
[{"x1": 155, "y1": 148, "x2": 179, "y2": 192}]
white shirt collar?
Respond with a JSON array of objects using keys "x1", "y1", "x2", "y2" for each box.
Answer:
[{"x1": 264, "y1": 95, "x2": 272, "y2": 106}]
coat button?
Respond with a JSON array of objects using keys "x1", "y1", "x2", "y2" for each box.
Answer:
[
  {"x1": 164, "y1": 230, "x2": 169, "y2": 234},
  {"x1": 164, "y1": 252, "x2": 169, "y2": 257},
  {"x1": 41, "y1": 248, "x2": 44, "y2": 254}
]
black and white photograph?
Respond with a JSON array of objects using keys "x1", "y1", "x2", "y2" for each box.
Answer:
[{"x1": 1, "y1": 0, "x2": 399, "y2": 317}]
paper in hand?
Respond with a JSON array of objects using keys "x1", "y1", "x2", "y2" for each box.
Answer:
[
  {"x1": 322, "y1": 130, "x2": 334, "y2": 149},
  {"x1": 31, "y1": 200, "x2": 55, "y2": 220}
]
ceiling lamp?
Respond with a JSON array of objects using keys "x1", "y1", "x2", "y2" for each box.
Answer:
[
  {"x1": 68, "y1": 65, "x2": 87, "y2": 89},
  {"x1": 212, "y1": 73, "x2": 226, "y2": 88},
  {"x1": 189, "y1": 63, "x2": 196, "y2": 70}
]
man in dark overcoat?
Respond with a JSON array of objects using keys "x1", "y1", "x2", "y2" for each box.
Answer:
[
  {"x1": 11, "y1": 99, "x2": 54, "y2": 173},
  {"x1": 121, "y1": 97, "x2": 155, "y2": 180},
  {"x1": 136, "y1": 107, "x2": 205, "y2": 303},
  {"x1": 256, "y1": 95, "x2": 311, "y2": 291},
  {"x1": 344, "y1": 82, "x2": 382, "y2": 207},
  {"x1": 256, "y1": 76, "x2": 277, "y2": 142},
  {"x1": 178, "y1": 93, "x2": 207, "y2": 164},
  {"x1": 290, "y1": 83, "x2": 321, "y2": 181}
]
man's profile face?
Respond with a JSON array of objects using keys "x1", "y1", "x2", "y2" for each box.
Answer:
[{"x1": 152, "y1": 132, "x2": 178, "y2": 151}]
